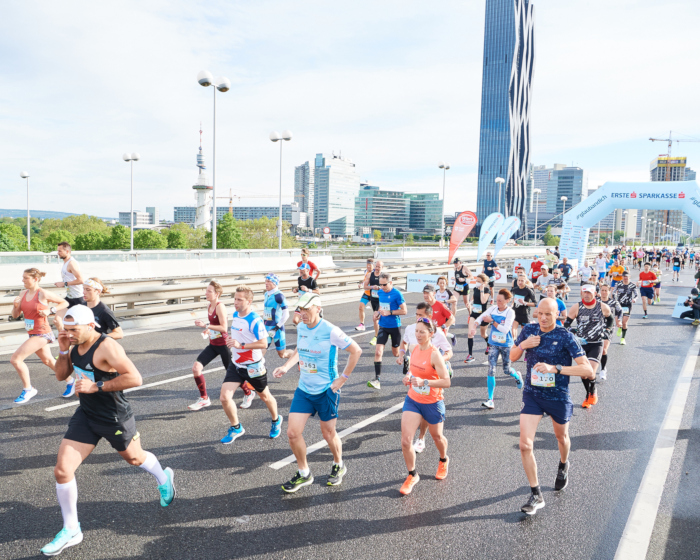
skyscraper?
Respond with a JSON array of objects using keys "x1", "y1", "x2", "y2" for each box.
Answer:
[
  {"x1": 312, "y1": 153, "x2": 361, "y2": 236},
  {"x1": 475, "y1": 0, "x2": 535, "y2": 229},
  {"x1": 294, "y1": 161, "x2": 315, "y2": 229}
]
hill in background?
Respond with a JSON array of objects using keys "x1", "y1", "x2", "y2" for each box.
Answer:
[{"x1": 0, "y1": 209, "x2": 115, "y2": 221}]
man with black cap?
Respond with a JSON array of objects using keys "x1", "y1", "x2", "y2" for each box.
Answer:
[
  {"x1": 612, "y1": 271, "x2": 637, "y2": 345},
  {"x1": 680, "y1": 288, "x2": 700, "y2": 326}
]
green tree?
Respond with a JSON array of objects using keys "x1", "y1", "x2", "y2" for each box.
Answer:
[
  {"x1": 373, "y1": 229, "x2": 382, "y2": 242},
  {"x1": 74, "y1": 231, "x2": 108, "y2": 251},
  {"x1": 44, "y1": 229, "x2": 75, "y2": 249},
  {"x1": 542, "y1": 226, "x2": 561, "y2": 247},
  {"x1": 166, "y1": 229, "x2": 189, "y2": 249},
  {"x1": 108, "y1": 224, "x2": 131, "y2": 250},
  {"x1": 0, "y1": 223, "x2": 26, "y2": 248},
  {"x1": 238, "y1": 216, "x2": 296, "y2": 249},
  {"x1": 41, "y1": 214, "x2": 110, "y2": 237},
  {"x1": 0, "y1": 232, "x2": 20, "y2": 252},
  {"x1": 30, "y1": 236, "x2": 48, "y2": 252},
  {"x1": 209, "y1": 214, "x2": 246, "y2": 249},
  {"x1": 407, "y1": 233, "x2": 415, "y2": 245},
  {"x1": 134, "y1": 229, "x2": 168, "y2": 250}
]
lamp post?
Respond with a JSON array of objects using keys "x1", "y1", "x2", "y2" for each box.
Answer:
[
  {"x1": 122, "y1": 153, "x2": 140, "y2": 251},
  {"x1": 495, "y1": 176, "x2": 506, "y2": 217},
  {"x1": 270, "y1": 130, "x2": 293, "y2": 250},
  {"x1": 439, "y1": 162, "x2": 450, "y2": 247},
  {"x1": 20, "y1": 172, "x2": 30, "y2": 250},
  {"x1": 622, "y1": 210, "x2": 628, "y2": 247},
  {"x1": 646, "y1": 218, "x2": 652, "y2": 244},
  {"x1": 533, "y1": 188, "x2": 541, "y2": 244},
  {"x1": 560, "y1": 196, "x2": 568, "y2": 239},
  {"x1": 197, "y1": 70, "x2": 230, "y2": 250}
]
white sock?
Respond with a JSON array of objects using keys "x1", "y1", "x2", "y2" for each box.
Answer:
[
  {"x1": 333, "y1": 461, "x2": 344, "y2": 468},
  {"x1": 299, "y1": 467, "x2": 310, "y2": 477},
  {"x1": 66, "y1": 376, "x2": 73, "y2": 384},
  {"x1": 139, "y1": 452, "x2": 168, "y2": 485},
  {"x1": 56, "y1": 479, "x2": 79, "y2": 531}
]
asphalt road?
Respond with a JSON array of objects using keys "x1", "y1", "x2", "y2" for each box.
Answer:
[{"x1": 1, "y1": 269, "x2": 699, "y2": 559}]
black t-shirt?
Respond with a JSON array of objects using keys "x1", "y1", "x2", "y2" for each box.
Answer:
[
  {"x1": 512, "y1": 286, "x2": 536, "y2": 320},
  {"x1": 91, "y1": 302, "x2": 120, "y2": 335},
  {"x1": 368, "y1": 272, "x2": 381, "y2": 299},
  {"x1": 673, "y1": 257, "x2": 681, "y2": 267},
  {"x1": 297, "y1": 276, "x2": 318, "y2": 292},
  {"x1": 559, "y1": 263, "x2": 573, "y2": 278}
]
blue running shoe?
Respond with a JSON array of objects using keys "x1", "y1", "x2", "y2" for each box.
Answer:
[
  {"x1": 512, "y1": 369, "x2": 524, "y2": 390},
  {"x1": 41, "y1": 524, "x2": 83, "y2": 556},
  {"x1": 14, "y1": 387, "x2": 37, "y2": 404},
  {"x1": 158, "y1": 467, "x2": 175, "y2": 507},
  {"x1": 62, "y1": 382, "x2": 75, "y2": 398},
  {"x1": 221, "y1": 424, "x2": 245, "y2": 444},
  {"x1": 270, "y1": 415, "x2": 283, "y2": 439}
]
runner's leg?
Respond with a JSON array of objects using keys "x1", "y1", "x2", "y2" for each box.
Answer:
[
  {"x1": 519, "y1": 413, "x2": 543, "y2": 487},
  {"x1": 10, "y1": 336, "x2": 48, "y2": 390},
  {"x1": 287, "y1": 412, "x2": 312, "y2": 471}
]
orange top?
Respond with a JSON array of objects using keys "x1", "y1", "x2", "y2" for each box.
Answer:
[
  {"x1": 363, "y1": 271, "x2": 371, "y2": 297},
  {"x1": 21, "y1": 290, "x2": 50, "y2": 335},
  {"x1": 408, "y1": 344, "x2": 443, "y2": 404}
]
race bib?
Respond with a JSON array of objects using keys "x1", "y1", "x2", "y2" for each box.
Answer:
[
  {"x1": 622, "y1": 306, "x2": 630, "y2": 315},
  {"x1": 379, "y1": 302, "x2": 390, "y2": 312},
  {"x1": 491, "y1": 329, "x2": 507, "y2": 344},
  {"x1": 263, "y1": 309, "x2": 272, "y2": 321},
  {"x1": 472, "y1": 304, "x2": 482, "y2": 313},
  {"x1": 531, "y1": 370, "x2": 555, "y2": 388},
  {"x1": 208, "y1": 330, "x2": 222, "y2": 340},
  {"x1": 74, "y1": 365, "x2": 95, "y2": 382},
  {"x1": 488, "y1": 276, "x2": 495, "y2": 282},
  {"x1": 24, "y1": 319, "x2": 34, "y2": 331},
  {"x1": 299, "y1": 360, "x2": 318, "y2": 375},
  {"x1": 514, "y1": 294, "x2": 525, "y2": 306},
  {"x1": 371, "y1": 290, "x2": 379, "y2": 298},
  {"x1": 455, "y1": 283, "x2": 465, "y2": 290},
  {"x1": 413, "y1": 378, "x2": 431, "y2": 396},
  {"x1": 247, "y1": 362, "x2": 267, "y2": 378}
]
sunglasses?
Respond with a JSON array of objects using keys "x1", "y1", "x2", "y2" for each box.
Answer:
[
  {"x1": 416, "y1": 318, "x2": 434, "y2": 329},
  {"x1": 379, "y1": 282, "x2": 389, "y2": 286}
]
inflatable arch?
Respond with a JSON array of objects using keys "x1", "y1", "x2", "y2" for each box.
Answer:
[{"x1": 559, "y1": 181, "x2": 700, "y2": 266}]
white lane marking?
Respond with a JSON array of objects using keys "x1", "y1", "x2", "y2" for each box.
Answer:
[
  {"x1": 614, "y1": 326, "x2": 700, "y2": 559},
  {"x1": 269, "y1": 400, "x2": 405, "y2": 470}
]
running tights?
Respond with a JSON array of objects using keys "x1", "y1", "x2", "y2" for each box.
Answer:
[
  {"x1": 582, "y1": 376, "x2": 597, "y2": 396},
  {"x1": 467, "y1": 337, "x2": 474, "y2": 354},
  {"x1": 601, "y1": 354, "x2": 608, "y2": 370}
]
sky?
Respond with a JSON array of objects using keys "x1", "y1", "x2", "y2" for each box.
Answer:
[{"x1": 1, "y1": 0, "x2": 700, "y2": 220}]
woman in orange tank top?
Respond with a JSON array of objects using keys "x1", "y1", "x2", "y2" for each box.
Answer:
[
  {"x1": 399, "y1": 318, "x2": 451, "y2": 495},
  {"x1": 10, "y1": 268, "x2": 68, "y2": 404}
]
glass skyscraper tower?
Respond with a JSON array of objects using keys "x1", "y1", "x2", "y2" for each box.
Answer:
[{"x1": 475, "y1": 0, "x2": 535, "y2": 229}]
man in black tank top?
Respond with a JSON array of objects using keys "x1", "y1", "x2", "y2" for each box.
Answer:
[
  {"x1": 41, "y1": 305, "x2": 175, "y2": 556},
  {"x1": 367, "y1": 260, "x2": 384, "y2": 345}
]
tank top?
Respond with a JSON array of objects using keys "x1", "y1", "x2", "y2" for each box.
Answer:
[
  {"x1": 471, "y1": 286, "x2": 490, "y2": 316},
  {"x1": 363, "y1": 270, "x2": 372, "y2": 296},
  {"x1": 369, "y1": 272, "x2": 381, "y2": 299},
  {"x1": 576, "y1": 299, "x2": 605, "y2": 343},
  {"x1": 21, "y1": 290, "x2": 50, "y2": 335},
  {"x1": 61, "y1": 257, "x2": 84, "y2": 299},
  {"x1": 207, "y1": 303, "x2": 227, "y2": 346},
  {"x1": 454, "y1": 266, "x2": 469, "y2": 293},
  {"x1": 71, "y1": 334, "x2": 133, "y2": 424},
  {"x1": 408, "y1": 344, "x2": 443, "y2": 404}
]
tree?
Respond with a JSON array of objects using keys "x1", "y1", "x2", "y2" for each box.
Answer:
[
  {"x1": 41, "y1": 214, "x2": 110, "y2": 237},
  {"x1": 238, "y1": 216, "x2": 296, "y2": 249},
  {"x1": 166, "y1": 229, "x2": 188, "y2": 249},
  {"x1": 108, "y1": 224, "x2": 130, "y2": 250},
  {"x1": 0, "y1": 232, "x2": 20, "y2": 252},
  {"x1": 373, "y1": 230, "x2": 382, "y2": 242},
  {"x1": 407, "y1": 233, "x2": 415, "y2": 245},
  {"x1": 208, "y1": 214, "x2": 246, "y2": 249},
  {"x1": 542, "y1": 226, "x2": 560, "y2": 247},
  {"x1": 0, "y1": 223, "x2": 26, "y2": 248},
  {"x1": 30, "y1": 237, "x2": 48, "y2": 252},
  {"x1": 43, "y1": 230, "x2": 75, "y2": 249},
  {"x1": 74, "y1": 231, "x2": 108, "y2": 251},
  {"x1": 134, "y1": 229, "x2": 168, "y2": 250}
]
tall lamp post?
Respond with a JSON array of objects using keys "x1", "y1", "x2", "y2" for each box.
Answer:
[
  {"x1": 270, "y1": 130, "x2": 293, "y2": 250},
  {"x1": 622, "y1": 210, "x2": 628, "y2": 247},
  {"x1": 532, "y1": 188, "x2": 541, "y2": 244},
  {"x1": 495, "y1": 177, "x2": 506, "y2": 217},
  {"x1": 439, "y1": 162, "x2": 450, "y2": 247},
  {"x1": 122, "y1": 153, "x2": 140, "y2": 251},
  {"x1": 646, "y1": 218, "x2": 652, "y2": 244},
  {"x1": 20, "y1": 172, "x2": 30, "y2": 250},
  {"x1": 197, "y1": 70, "x2": 230, "y2": 250},
  {"x1": 560, "y1": 196, "x2": 568, "y2": 239}
]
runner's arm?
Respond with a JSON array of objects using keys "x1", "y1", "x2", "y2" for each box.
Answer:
[
  {"x1": 67, "y1": 260, "x2": 84, "y2": 285},
  {"x1": 273, "y1": 349, "x2": 300, "y2": 377},
  {"x1": 393, "y1": 302, "x2": 407, "y2": 316},
  {"x1": 11, "y1": 290, "x2": 26, "y2": 318},
  {"x1": 55, "y1": 330, "x2": 74, "y2": 381},
  {"x1": 107, "y1": 326, "x2": 124, "y2": 340},
  {"x1": 90, "y1": 339, "x2": 143, "y2": 391},
  {"x1": 42, "y1": 289, "x2": 69, "y2": 310},
  {"x1": 492, "y1": 308, "x2": 515, "y2": 333}
]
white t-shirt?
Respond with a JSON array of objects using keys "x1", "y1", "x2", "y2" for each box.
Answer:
[
  {"x1": 402, "y1": 324, "x2": 451, "y2": 354},
  {"x1": 229, "y1": 311, "x2": 267, "y2": 365},
  {"x1": 595, "y1": 257, "x2": 607, "y2": 272},
  {"x1": 536, "y1": 274, "x2": 554, "y2": 291},
  {"x1": 579, "y1": 266, "x2": 594, "y2": 281}
]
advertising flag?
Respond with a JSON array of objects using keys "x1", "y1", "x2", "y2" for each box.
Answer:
[
  {"x1": 447, "y1": 211, "x2": 477, "y2": 264},
  {"x1": 476, "y1": 212, "x2": 504, "y2": 261},
  {"x1": 493, "y1": 216, "x2": 521, "y2": 256}
]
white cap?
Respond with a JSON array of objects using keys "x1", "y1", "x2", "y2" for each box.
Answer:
[
  {"x1": 63, "y1": 305, "x2": 101, "y2": 327},
  {"x1": 581, "y1": 284, "x2": 597, "y2": 295}
]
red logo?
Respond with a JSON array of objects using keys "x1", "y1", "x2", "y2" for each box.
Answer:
[
  {"x1": 679, "y1": 192, "x2": 686, "y2": 199},
  {"x1": 631, "y1": 191, "x2": 637, "y2": 198}
]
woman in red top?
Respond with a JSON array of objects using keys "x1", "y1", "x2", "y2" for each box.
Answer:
[
  {"x1": 297, "y1": 248, "x2": 320, "y2": 281},
  {"x1": 10, "y1": 268, "x2": 68, "y2": 404},
  {"x1": 399, "y1": 318, "x2": 451, "y2": 495}
]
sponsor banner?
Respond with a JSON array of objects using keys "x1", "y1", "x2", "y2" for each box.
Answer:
[
  {"x1": 672, "y1": 296, "x2": 692, "y2": 319},
  {"x1": 477, "y1": 212, "x2": 504, "y2": 261},
  {"x1": 406, "y1": 271, "x2": 456, "y2": 293},
  {"x1": 448, "y1": 211, "x2": 477, "y2": 264},
  {"x1": 493, "y1": 216, "x2": 521, "y2": 257}
]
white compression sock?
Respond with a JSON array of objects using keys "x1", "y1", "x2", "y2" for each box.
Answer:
[
  {"x1": 139, "y1": 452, "x2": 168, "y2": 485},
  {"x1": 56, "y1": 479, "x2": 79, "y2": 531}
]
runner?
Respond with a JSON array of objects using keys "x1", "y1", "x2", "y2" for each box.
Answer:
[
  {"x1": 529, "y1": 255, "x2": 544, "y2": 283},
  {"x1": 510, "y1": 298, "x2": 594, "y2": 515},
  {"x1": 578, "y1": 259, "x2": 595, "y2": 286},
  {"x1": 53, "y1": 242, "x2": 86, "y2": 331},
  {"x1": 594, "y1": 253, "x2": 608, "y2": 280},
  {"x1": 565, "y1": 284, "x2": 613, "y2": 408},
  {"x1": 639, "y1": 262, "x2": 658, "y2": 319},
  {"x1": 399, "y1": 317, "x2": 451, "y2": 495},
  {"x1": 511, "y1": 274, "x2": 537, "y2": 338},
  {"x1": 666, "y1": 250, "x2": 672, "y2": 271},
  {"x1": 273, "y1": 292, "x2": 362, "y2": 492},
  {"x1": 355, "y1": 258, "x2": 374, "y2": 331},
  {"x1": 608, "y1": 258, "x2": 626, "y2": 287},
  {"x1": 367, "y1": 260, "x2": 384, "y2": 345},
  {"x1": 10, "y1": 268, "x2": 68, "y2": 403},
  {"x1": 612, "y1": 271, "x2": 637, "y2": 345},
  {"x1": 558, "y1": 257, "x2": 573, "y2": 284},
  {"x1": 436, "y1": 275, "x2": 458, "y2": 317},
  {"x1": 422, "y1": 284, "x2": 456, "y2": 346},
  {"x1": 263, "y1": 274, "x2": 292, "y2": 359},
  {"x1": 41, "y1": 305, "x2": 174, "y2": 556},
  {"x1": 541, "y1": 284, "x2": 568, "y2": 326},
  {"x1": 465, "y1": 274, "x2": 492, "y2": 363},
  {"x1": 82, "y1": 278, "x2": 122, "y2": 340},
  {"x1": 368, "y1": 273, "x2": 407, "y2": 390},
  {"x1": 535, "y1": 266, "x2": 553, "y2": 300},
  {"x1": 550, "y1": 268, "x2": 570, "y2": 300},
  {"x1": 469, "y1": 288, "x2": 523, "y2": 409},
  {"x1": 544, "y1": 249, "x2": 558, "y2": 271},
  {"x1": 297, "y1": 247, "x2": 321, "y2": 281},
  {"x1": 219, "y1": 286, "x2": 283, "y2": 443},
  {"x1": 482, "y1": 251, "x2": 500, "y2": 289},
  {"x1": 292, "y1": 264, "x2": 320, "y2": 326},
  {"x1": 598, "y1": 283, "x2": 623, "y2": 381},
  {"x1": 672, "y1": 252, "x2": 682, "y2": 282},
  {"x1": 453, "y1": 257, "x2": 473, "y2": 314}
]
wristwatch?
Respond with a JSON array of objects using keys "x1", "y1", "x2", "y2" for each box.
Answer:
[
  {"x1": 96, "y1": 381, "x2": 105, "y2": 392},
  {"x1": 64, "y1": 282, "x2": 68, "y2": 287},
  {"x1": 50, "y1": 306, "x2": 57, "y2": 315},
  {"x1": 555, "y1": 364, "x2": 563, "y2": 374}
]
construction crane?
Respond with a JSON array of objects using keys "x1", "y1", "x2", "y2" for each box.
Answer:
[
  {"x1": 649, "y1": 131, "x2": 700, "y2": 181},
  {"x1": 215, "y1": 188, "x2": 279, "y2": 215}
]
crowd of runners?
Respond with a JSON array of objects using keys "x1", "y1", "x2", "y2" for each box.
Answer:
[{"x1": 5, "y1": 241, "x2": 698, "y2": 555}]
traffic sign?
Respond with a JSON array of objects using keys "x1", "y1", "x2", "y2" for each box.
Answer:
[{"x1": 323, "y1": 227, "x2": 330, "y2": 234}]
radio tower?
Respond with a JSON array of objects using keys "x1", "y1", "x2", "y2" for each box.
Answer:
[{"x1": 193, "y1": 123, "x2": 213, "y2": 230}]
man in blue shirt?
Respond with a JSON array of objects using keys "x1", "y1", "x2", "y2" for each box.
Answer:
[
  {"x1": 368, "y1": 272, "x2": 407, "y2": 390},
  {"x1": 273, "y1": 293, "x2": 362, "y2": 493},
  {"x1": 510, "y1": 298, "x2": 593, "y2": 516},
  {"x1": 482, "y1": 252, "x2": 500, "y2": 288},
  {"x1": 262, "y1": 274, "x2": 291, "y2": 359}
]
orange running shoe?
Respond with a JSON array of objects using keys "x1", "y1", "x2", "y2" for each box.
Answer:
[
  {"x1": 436, "y1": 456, "x2": 450, "y2": 480},
  {"x1": 589, "y1": 393, "x2": 599, "y2": 406},
  {"x1": 399, "y1": 474, "x2": 420, "y2": 495},
  {"x1": 582, "y1": 395, "x2": 591, "y2": 408}
]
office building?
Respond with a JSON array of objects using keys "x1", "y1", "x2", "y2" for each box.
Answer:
[
  {"x1": 475, "y1": 0, "x2": 535, "y2": 229},
  {"x1": 529, "y1": 164, "x2": 565, "y2": 212},
  {"x1": 173, "y1": 205, "x2": 294, "y2": 225},
  {"x1": 545, "y1": 166, "x2": 588, "y2": 221},
  {"x1": 355, "y1": 185, "x2": 410, "y2": 234},
  {"x1": 312, "y1": 153, "x2": 361, "y2": 236},
  {"x1": 294, "y1": 161, "x2": 315, "y2": 229},
  {"x1": 406, "y1": 193, "x2": 442, "y2": 232},
  {"x1": 644, "y1": 156, "x2": 689, "y2": 241},
  {"x1": 119, "y1": 207, "x2": 158, "y2": 228}
]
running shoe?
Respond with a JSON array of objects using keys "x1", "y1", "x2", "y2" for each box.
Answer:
[
  {"x1": 616, "y1": 327, "x2": 622, "y2": 337},
  {"x1": 435, "y1": 456, "x2": 449, "y2": 480},
  {"x1": 158, "y1": 467, "x2": 176, "y2": 507},
  {"x1": 589, "y1": 393, "x2": 598, "y2": 406},
  {"x1": 41, "y1": 524, "x2": 83, "y2": 556},
  {"x1": 14, "y1": 387, "x2": 37, "y2": 404},
  {"x1": 643, "y1": 314, "x2": 648, "y2": 319},
  {"x1": 620, "y1": 338, "x2": 626, "y2": 345},
  {"x1": 485, "y1": 346, "x2": 490, "y2": 355},
  {"x1": 582, "y1": 395, "x2": 591, "y2": 409},
  {"x1": 188, "y1": 397, "x2": 211, "y2": 411},
  {"x1": 481, "y1": 399, "x2": 495, "y2": 409},
  {"x1": 651, "y1": 300, "x2": 655, "y2": 306},
  {"x1": 354, "y1": 323, "x2": 366, "y2": 331},
  {"x1": 367, "y1": 379, "x2": 381, "y2": 390},
  {"x1": 693, "y1": 320, "x2": 700, "y2": 327},
  {"x1": 370, "y1": 337, "x2": 377, "y2": 346},
  {"x1": 413, "y1": 438, "x2": 426, "y2": 453},
  {"x1": 327, "y1": 463, "x2": 347, "y2": 486},
  {"x1": 521, "y1": 492, "x2": 545, "y2": 515},
  {"x1": 512, "y1": 370, "x2": 524, "y2": 390},
  {"x1": 282, "y1": 471, "x2": 314, "y2": 493},
  {"x1": 554, "y1": 461, "x2": 569, "y2": 491},
  {"x1": 449, "y1": 333, "x2": 456, "y2": 347},
  {"x1": 270, "y1": 415, "x2": 283, "y2": 439},
  {"x1": 464, "y1": 354, "x2": 475, "y2": 364},
  {"x1": 445, "y1": 361, "x2": 454, "y2": 378},
  {"x1": 240, "y1": 391, "x2": 255, "y2": 409},
  {"x1": 221, "y1": 424, "x2": 245, "y2": 444},
  {"x1": 399, "y1": 473, "x2": 420, "y2": 495},
  {"x1": 599, "y1": 368, "x2": 607, "y2": 381},
  {"x1": 62, "y1": 381, "x2": 75, "y2": 398}
]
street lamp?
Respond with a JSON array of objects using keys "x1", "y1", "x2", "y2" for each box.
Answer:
[
  {"x1": 560, "y1": 196, "x2": 568, "y2": 234},
  {"x1": 197, "y1": 70, "x2": 230, "y2": 249},
  {"x1": 646, "y1": 218, "x2": 652, "y2": 244},
  {"x1": 122, "y1": 153, "x2": 140, "y2": 251},
  {"x1": 495, "y1": 177, "x2": 506, "y2": 217},
  {"x1": 270, "y1": 130, "x2": 293, "y2": 250},
  {"x1": 622, "y1": 210, "x2": 628, "y2": 247},
  {"x1": 439, "y1": 162, "x2": 450, "y2": 246},
  {"x1": 532, "y1": 188, "x2": 541, "y2": 244},
  {"x1": 20, "y1": 172, "x2": 30, "y2": 250}
]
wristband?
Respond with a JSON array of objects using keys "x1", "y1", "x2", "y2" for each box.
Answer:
[
  {"x1": 341, "y1": 373, "x2": 349, "y2": 380},
  {"x1": 241, "y1": 343, "x2": 245, "y2": 349},
  {"x1": 399, "y1": 348, "x2": 406, "y2": 355},
  {"x1": 59, "y1": 350, "x2": 70, "y2": 355},
  {"x1": 518, "y1": 343, "x2": 524, "y2": 351}
]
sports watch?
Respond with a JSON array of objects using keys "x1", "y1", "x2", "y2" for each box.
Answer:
[
  {"x1": 555, "y1": 364, "x2": 563, "y2": 374},
  {"x1": 96, "y1": 381, "x2": 105, "y2": 392}
]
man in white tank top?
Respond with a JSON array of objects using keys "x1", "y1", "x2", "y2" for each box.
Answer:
[{"x1": 54, "y1": 242, "x2": 85, "y2": 330}]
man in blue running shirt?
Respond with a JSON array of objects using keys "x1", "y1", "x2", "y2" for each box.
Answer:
[
  {"x1": 274, "y1": 293, "x2": 362, "y2": 493},
  {"x1": 262, "y1": 274, "x2": 291, "y2": 359},
  {"x1": 369, "y1": 272, "x2": 407, "y2": 390}
]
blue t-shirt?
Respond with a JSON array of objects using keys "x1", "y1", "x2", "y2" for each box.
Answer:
[
  {"x1": 296, "y1": 319, "x2": 352, "y2": 395},
  {"x1": 483, "y1": 260, "x2": 498, "y2": 279},
  {"x1": 555, "y1": 297, "x2": 567, "y2": 326},
  {"x1": 378, "y1": 288, "x2": 405, "y2": 329},
  {"x1": 263, "y1": 289, "x2": 287, "y2": 329},
  {"x1": 514, "y1": 324, "x2": 585, "y2": 402},
  {"x1": 558, "y1": 263, "x2": 573, "y2": 277}
]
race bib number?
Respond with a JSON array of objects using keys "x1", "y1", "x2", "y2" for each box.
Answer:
[
  {"x1": 379, "y1": 302, "x2": 390, "y2": 313},
  {"x1": 208, "y1": 330, "x2": 222, "y2": 340},
  {"x1": 24, "y1": 319, "x2": 34, "y2": 331},
  {"x1": 472, "y1": 304, "x2": 482, "y2": 313},
  {"x1": 247, "y1": 362, "x2": 267, "y2": 378},
  {"x1": 263, "y1": 309, "x2": 272, "y2": 321},
  {"x1": 413, "y1": 378, "x2": 430, "y2": 396},
  {"x1": 491, "y1": 329, "x2": 507, "y2": 344},
  {"x1": 514, "y1": 294, "x2": 525, "y2": 306},
  {"x1": 299, "y1": 360, "x2": 318, "y2": 375},
  {"x1": 488, "y1": 276, "x2": 495, "y2": 282},
  {"x1": 74, "y1": 365, "x2": 95, "y2": 382},
  {"x1": 531, "y1": 370, "x2": 555, "y2": 388},
  {"x1": 456, "y1": 283, "x2": 465, "y2": 290},
  {"x1": 371, "y1": 290, "x2": 379, "y2": 298},
  {"x1": 622, "y1": 306, "x2": 630, "y2": 315}
]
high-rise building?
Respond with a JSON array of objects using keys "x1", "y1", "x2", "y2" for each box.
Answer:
[
  {"x1": 546, "y1": 166, "x2": 588, "y2": 220},
  {"x1": 406, "y1": 193, "x2": 442, "y2": 232},
  {"x1": 645, "y1": 156, "x2": 688, "y2": 241},
  {"x1": 475, "y1": 0, "x2": 535, "y2": 229},
  {"x1": 294, "y1": 161, "x2": 315, "y2": 229},
  {"x1": 312, "y1": 153, "x2": 361, "y2": 236},
  {"x1": 173, "y1": 205, "x2": 293, "y2": 225},
  {"x1": 119, "y1": 208, "x2": 158, "y2": 228},
  {"x1": 354, "y1": 185, "x2": 410, "y2": 234}
]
